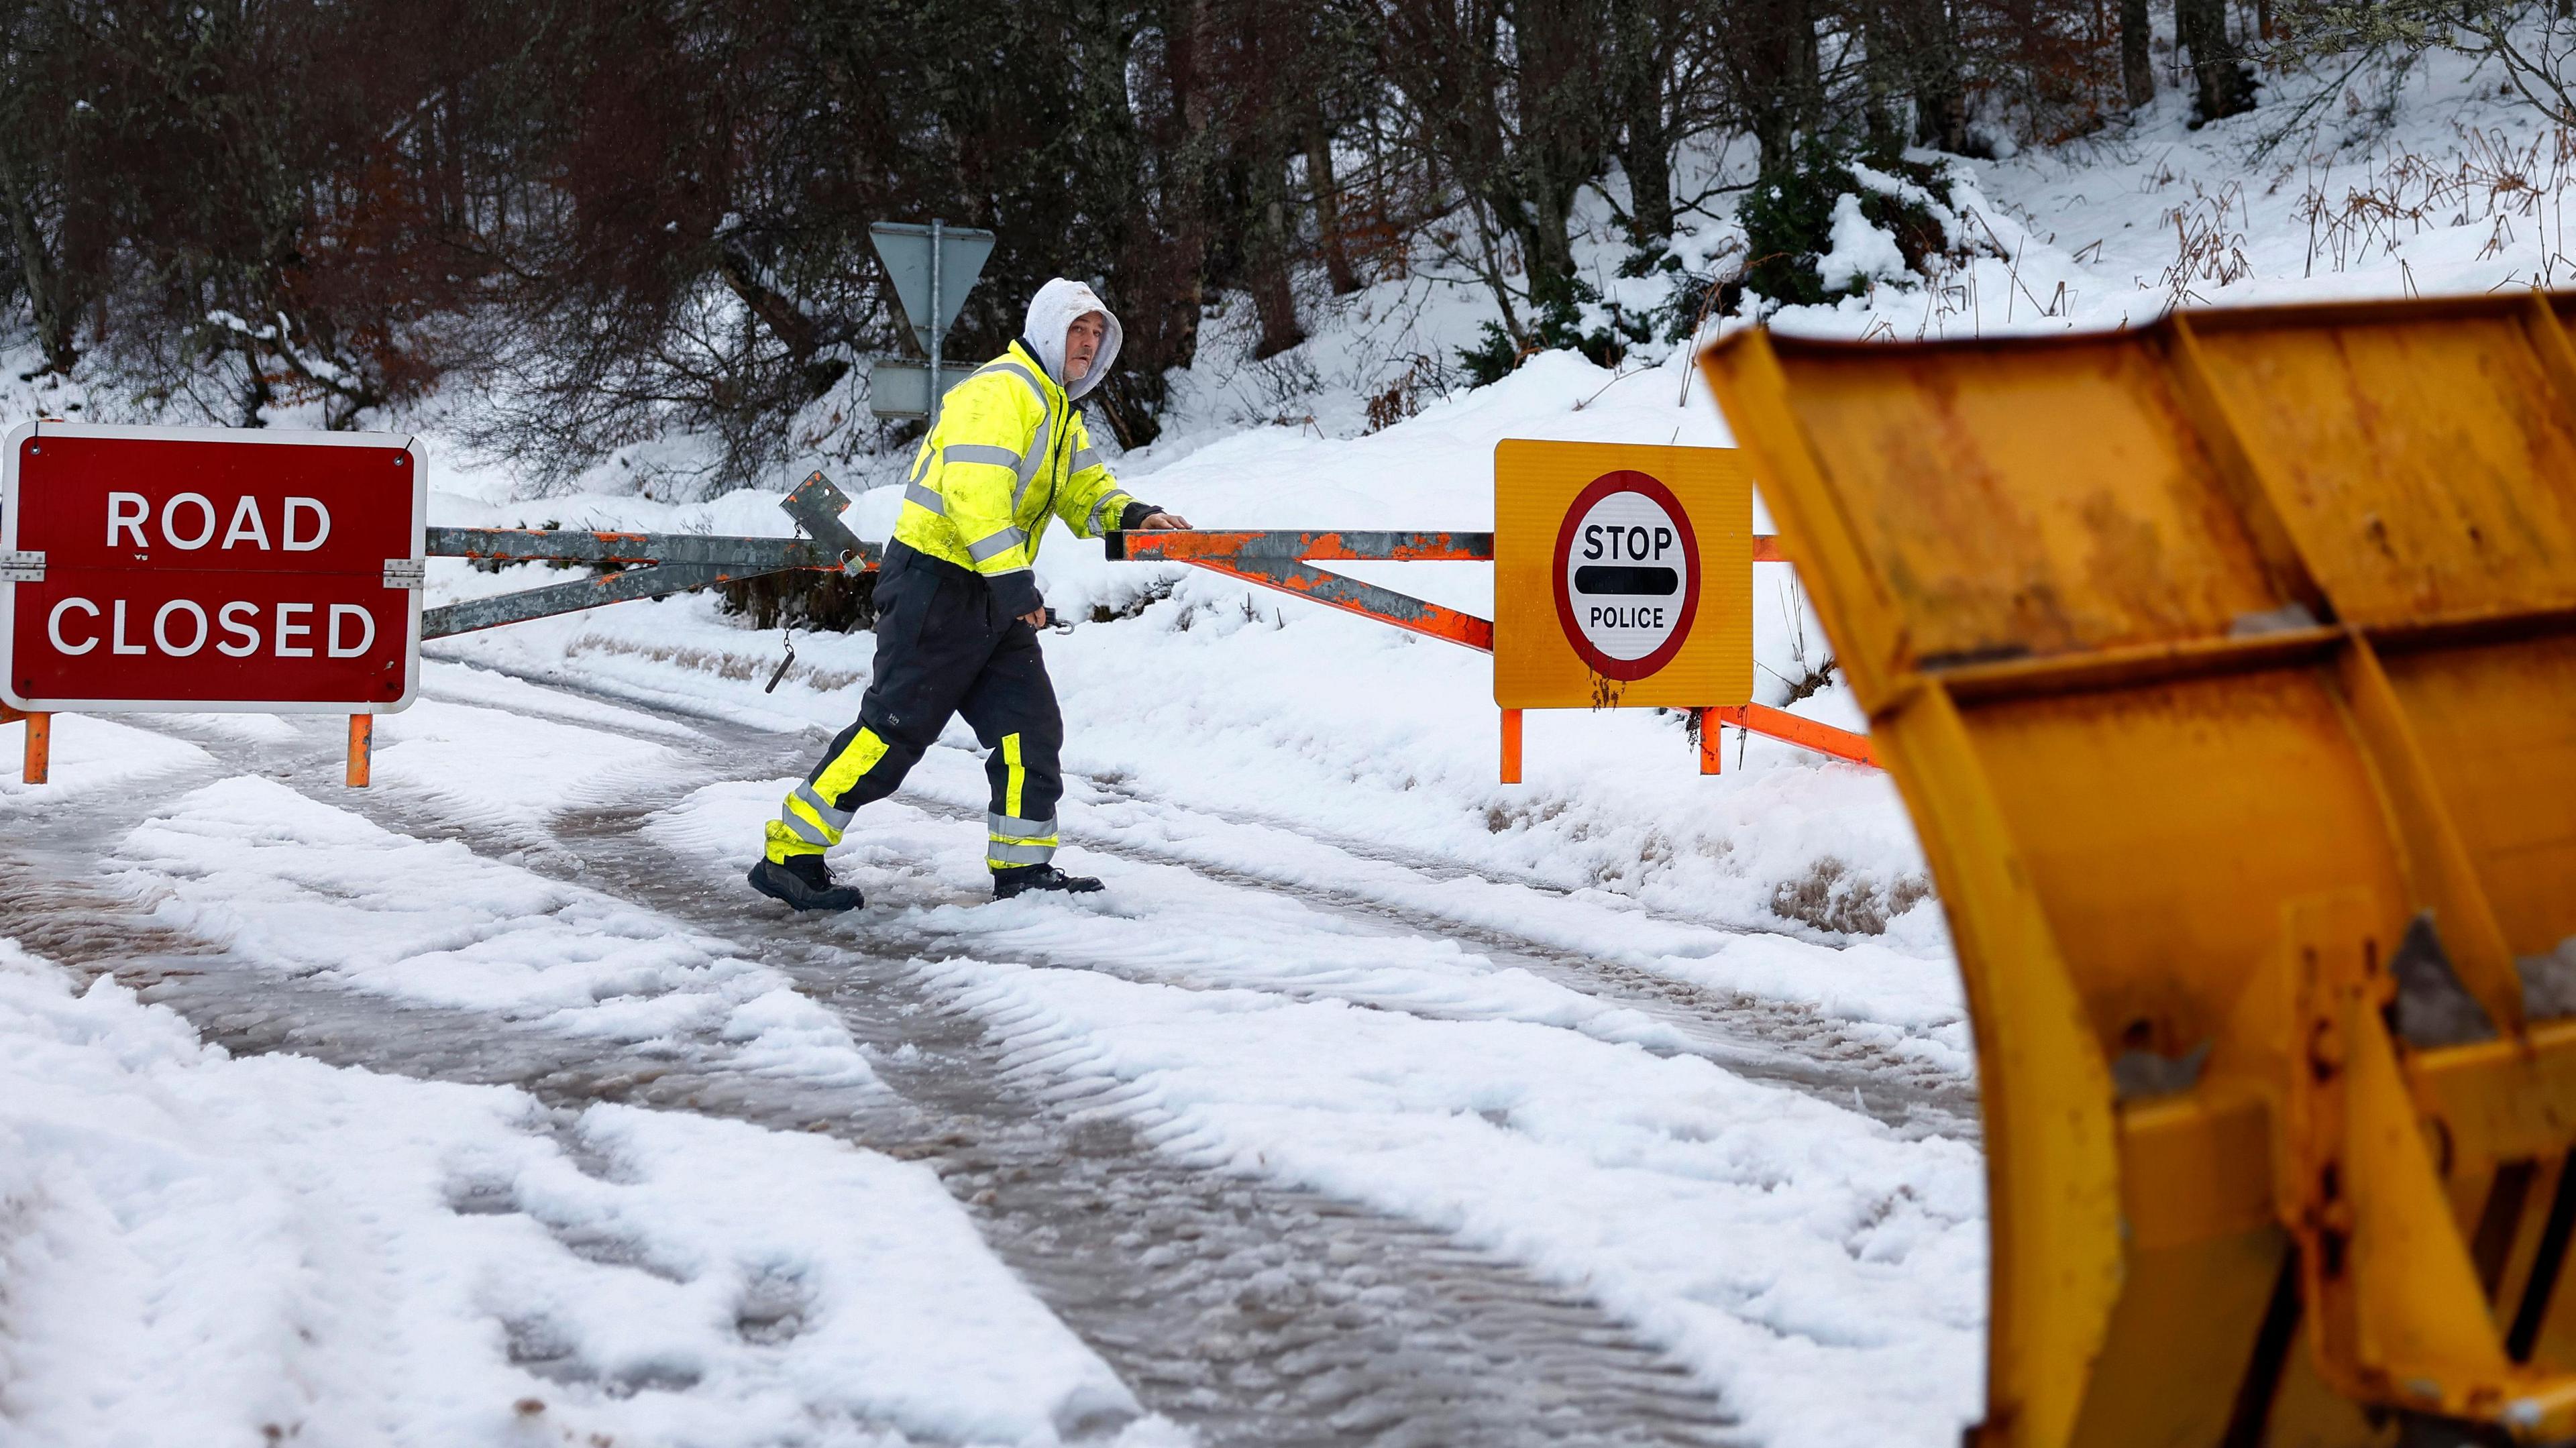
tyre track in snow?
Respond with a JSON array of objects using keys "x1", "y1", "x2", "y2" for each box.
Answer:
[
  {"x1": 896, "y1": 785, "x2": 1975, "y2": 1140},
  {"x1": 9, "y1": 712, "x2": 1751, "y2": 1447},
  {"x1": 473, "y1": 661, "x2": 1977, "y2": 1141}
]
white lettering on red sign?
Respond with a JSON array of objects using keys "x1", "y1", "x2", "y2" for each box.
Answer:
[{"x1": 104, "y1": 491, "x2": 329, "y2": 551}]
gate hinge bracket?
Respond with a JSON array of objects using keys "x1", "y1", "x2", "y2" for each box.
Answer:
[
  {"x1": 384, "y1": 557, "x2": 425, "y2": 590},
  {"x1": 0, "y1": 549, "x2": 43, "y2": 583}
]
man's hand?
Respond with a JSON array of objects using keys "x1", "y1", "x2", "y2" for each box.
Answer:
[
  {"x1": 1020, "y1": 608, "x2": 1048, "y2": 629},
  {"x1": 1137, "y1": 512, "x2": 1191, "y2": 530}
]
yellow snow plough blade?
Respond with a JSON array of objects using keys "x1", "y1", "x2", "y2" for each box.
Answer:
[{"x1": 1701, "y1": 293, "x2": 2576, "y2": 1448}]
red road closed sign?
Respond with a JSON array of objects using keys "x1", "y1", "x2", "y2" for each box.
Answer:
[{"x1": 1, "y1": 423, "x2": 425, "y2": 713}]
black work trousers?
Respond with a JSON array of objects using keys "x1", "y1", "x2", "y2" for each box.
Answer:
[{"x1": 763, "y1": 542, "x2": 1065, "y2": 870}]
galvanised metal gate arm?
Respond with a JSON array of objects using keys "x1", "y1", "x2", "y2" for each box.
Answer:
[
  {"x1": 421, "y1": 471, "x2": 877, "y2": 638},
  {"x1": 1108, "y1": 528, "x2": 1499, "y2": 651},
  {"x1": 427, "y1": 527, "x2": 841, "y2": 572}
]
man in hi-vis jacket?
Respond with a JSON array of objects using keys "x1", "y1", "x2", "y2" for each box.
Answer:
[{"x1": 750, "y1": 278, "x2": 1189, "y2": 911}]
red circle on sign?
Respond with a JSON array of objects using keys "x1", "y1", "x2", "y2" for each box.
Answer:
[{"x1": 1551, "y1": 469, "x2": 1700, "y2": 682}]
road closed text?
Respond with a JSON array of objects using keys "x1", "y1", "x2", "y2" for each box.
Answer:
[
  {"x1": 104, "y1": 490, "x2": 332, "y2": 553},
  {"x1": 46, "y1": 596, "x2": 378, "y2": 659},
  {"x1": 42, "y1": 488, "x2": 377, "y2": 660}
]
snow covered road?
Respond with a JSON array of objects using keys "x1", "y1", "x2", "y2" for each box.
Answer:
[{"x1": 2, "y1": 655, "x2": 1982, "y2": 1447}]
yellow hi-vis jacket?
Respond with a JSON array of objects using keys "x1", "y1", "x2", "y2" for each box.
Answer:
[{"x1": 892, "y1": 339, "x2": 1135, "y2": 618}]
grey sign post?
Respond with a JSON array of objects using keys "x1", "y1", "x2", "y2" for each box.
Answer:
[{"x1": 869, "y1": 219, "x2": 996, "y2": 425}]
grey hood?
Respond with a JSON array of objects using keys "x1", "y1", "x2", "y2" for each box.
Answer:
[{"x1": 1022, "y1": 278, "x2": 1122, "y2": 402}]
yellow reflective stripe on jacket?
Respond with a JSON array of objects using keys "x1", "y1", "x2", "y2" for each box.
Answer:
[
  {"x1": 1053, "y1": 408, "x2": 1130, "y2": 541},
  {"x1": 1085, "y1": 489, "x2": 1134, "y2": 536},
  {"x1": 945, "y1": 443, "x2": 1022, "y2": 470},
  {"x1": 980, "y1": 359, "x2": 1049, "y2": 410},
  {"x1": 966, "y1": 525, "x2": 1029, "y2": 564}
]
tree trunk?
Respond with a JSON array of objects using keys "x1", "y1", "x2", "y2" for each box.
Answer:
[
  {"x1": 1609, "y1": 0, "x2": 1676, "y2": 248},
  {"x1": 1741, "y1": 0, "x2": 1820, "y2": 176},
  {"x1": 716, "y1": 247, "x2": 826, "y2": 370},
  {"x1": 1619, "y1": 120, "x2": 1674, "y2": 247},
  {"x1": 2121, "y1": 0, "x2": 2154, "y2": 107},
  {"x1": 1860, "y1": 0, "x2": 1902, "y2": 152},
  {"x1": 0, "y1": 152, "x2": 75, "y2": 377},
  {"x1": 1304, "y1": 108, "x2": 1359, "y2": 295},
  {"x1": 2176, "y1": 0, "x2": 2254, "y2": 123},
  {"x1": 1510, "y1": 0, "x2": 1612, "y2": 313},
  {"x1": 1527, "y1": 184, "x2": 1580, "y2": 310},
  {"x1": 233, "y1": 326, "x2": 272, "y2": 429},
  {"x1": 1900, "y1": 0, "x2": 1969, "y2": 154},
  {"x1": 1099, "y1": 0, "x2": 1220, "y2": 447},
  {"x1": 1247, "y1": 164, "x2": 1305, "y2": 359}
]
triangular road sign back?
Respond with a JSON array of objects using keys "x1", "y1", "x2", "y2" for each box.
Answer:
[{"x1": 869, "y1": 221, "x2": 996, "y2": 356}]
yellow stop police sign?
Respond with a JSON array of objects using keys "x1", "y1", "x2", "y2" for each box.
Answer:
[{"x1": 1493, "y1": 441, "x2": 1750, "y2": 710}]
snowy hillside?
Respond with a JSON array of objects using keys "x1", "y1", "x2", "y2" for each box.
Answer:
[{"x1": 7, "y1": 45, "x2": 2569, "y2": 1448}]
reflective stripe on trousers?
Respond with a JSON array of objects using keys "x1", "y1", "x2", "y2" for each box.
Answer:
[
  {"x1": 985, "y1": 732, "x2": 1058, "y2": 868},
  {"x1": 763, "y1": 727, "x2": 888, "y2": 862}
]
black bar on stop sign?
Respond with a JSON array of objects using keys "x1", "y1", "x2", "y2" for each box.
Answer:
[{"x1": 1572, "y1": 565, "x2": 1678, "y2": 596}]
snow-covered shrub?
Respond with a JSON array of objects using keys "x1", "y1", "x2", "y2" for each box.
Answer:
[
  {"x1": 1738, "y1": 137, "x2": 1975, "y2": 309},
  {"x1": 1454, "y1": 278, "x2": 1654, "y2": 386}
]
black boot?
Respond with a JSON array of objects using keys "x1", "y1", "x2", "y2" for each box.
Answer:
[
  {"x1": 749, "y1": 854, "x2": 866, "y2": 912},
  {"x1": 992, "y1": 864, "x2": 1104, "y2": 899}
]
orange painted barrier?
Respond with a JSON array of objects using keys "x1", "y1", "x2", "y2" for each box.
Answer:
[{"x1": 1110, "y1": 527, "x2": 1878, "y2": 775}]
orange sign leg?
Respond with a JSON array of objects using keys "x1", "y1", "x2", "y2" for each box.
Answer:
[
  {"x1": 1500, "y1": 708, "x2": 1523, "y2": 784},
  {"x1": 346, "y1": 714, "x2": 372, "y2": 787},
  {"x1": 1697, "y1": 707, "x2": 1723, "y2": 775},
  {"x1": 21, "y1": 711, "x2": 49, "y2": 785}
]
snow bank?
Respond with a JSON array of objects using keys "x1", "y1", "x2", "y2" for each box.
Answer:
[{"x1": 0, "y1": 938, "x2": 1171, "y2": 1447}]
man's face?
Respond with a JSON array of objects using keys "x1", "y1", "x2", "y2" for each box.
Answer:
[{"x1": 1065, "y1": 313, "x2": 1106, "y2": 380}]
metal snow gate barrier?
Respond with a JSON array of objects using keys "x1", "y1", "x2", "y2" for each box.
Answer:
[
  {"x1": 420, "y1": 471, "x2": 877, "y2": 639},
  {"x1": 1702, "y1": 293, "x2": 2576, "y2": 1448},
  {"x1": 1105, "y1": 525, "x2": 1875, "y2": 773},
  {"x1": 9, "y1": 463, "x2": 1871, "y2": 782}
]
